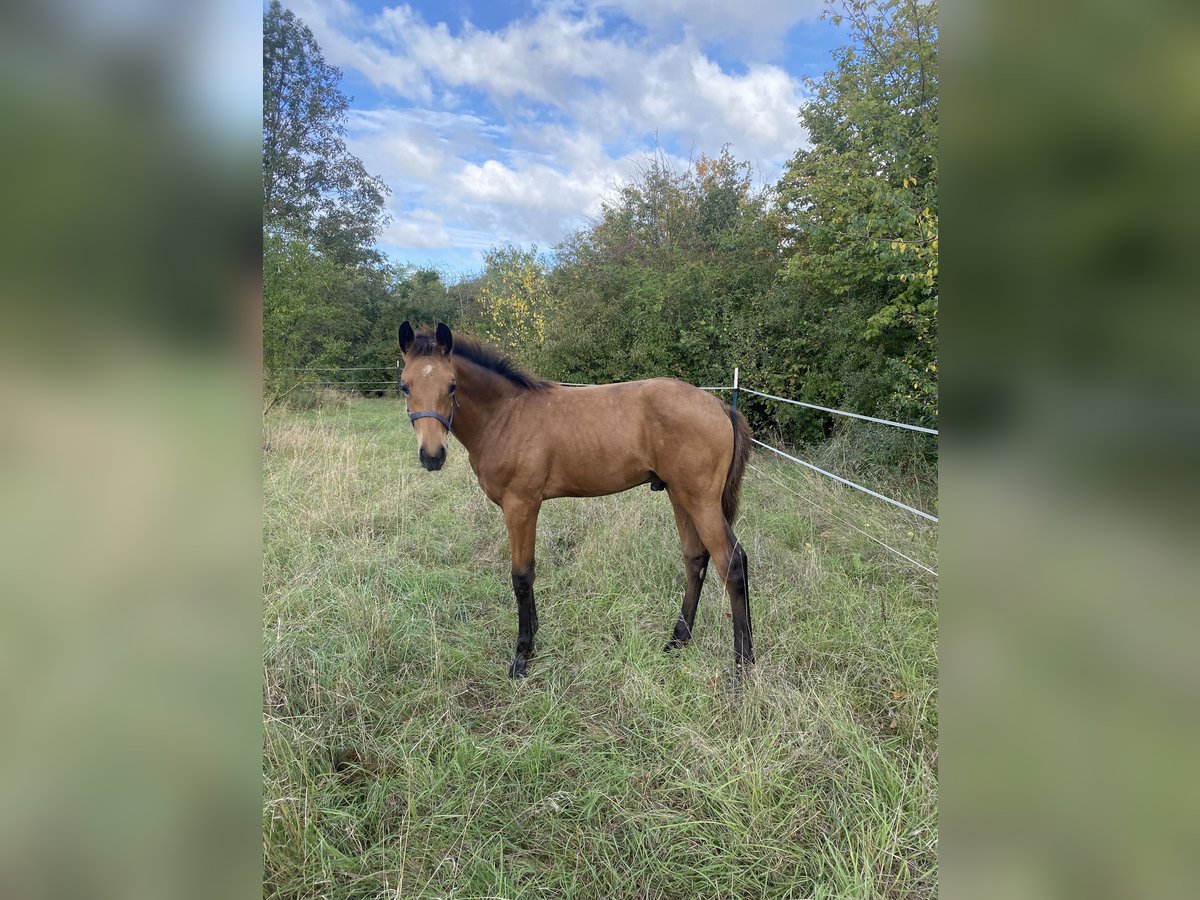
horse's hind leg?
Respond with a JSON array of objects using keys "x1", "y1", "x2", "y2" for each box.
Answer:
[
  {"x1": 663, "y1": 495, "x2": 710, "y2": 652},
  {"x1": 502, "y1": 497, "x2": 541, "y2": 678},
  {"x1": 687, "y1": 504, "x2": 753, "y2": 672}
]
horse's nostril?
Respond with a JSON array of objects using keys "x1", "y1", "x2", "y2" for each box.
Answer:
[{"x1": 419, "y1": 447, "x2": 446, "y2": 471}]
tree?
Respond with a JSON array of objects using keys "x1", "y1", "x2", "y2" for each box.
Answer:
[
  {"x1": 540, "y1": 149, "x2": 780, "y2": 387},
  {"x1": 262, "y1": 232, "x2": 367, "y2": 389},
  {"x1": 475, "y1": 246, "x2": 553, "y2": 358},
  {"x1": 776, "y1": 0, "x2": 938, "y2": 423},
  {"x1": 263, "y1": 0, "x2": 389, "y2": 265},
  {"x1": 362, "y1": 267, "x2": 459, "y2": 368}
]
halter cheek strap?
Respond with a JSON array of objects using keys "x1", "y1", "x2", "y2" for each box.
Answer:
[{"x1": 406, "y1": 393, "x2": 458, "y2": 434}]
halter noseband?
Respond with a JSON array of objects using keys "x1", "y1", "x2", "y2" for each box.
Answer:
[{"x1": 406, "y1": 393, "x2": 458, "y2": 434}]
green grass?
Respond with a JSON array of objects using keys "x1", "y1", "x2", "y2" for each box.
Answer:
[{"x1": 263, "y1": 397, "x2": 938, "y2": 899}]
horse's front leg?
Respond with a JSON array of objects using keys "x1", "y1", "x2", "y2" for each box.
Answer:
[{"x1": 502, "y1": 497, "x2": 541, "y2": 678}]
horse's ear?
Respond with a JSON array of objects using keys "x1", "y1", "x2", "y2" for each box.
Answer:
[
  {"x1": 435, "y1": 322, "x2": 453, "y2": 355},
  {"x1": 399, "y1": 321, "x2": 415, "y2": 354}
]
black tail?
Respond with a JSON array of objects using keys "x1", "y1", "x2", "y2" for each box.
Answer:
[{"x1": 722, "y1": 406, "x2": 752, "y2": 524}]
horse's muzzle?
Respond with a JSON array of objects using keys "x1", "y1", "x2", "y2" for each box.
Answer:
[{"x1": 419, "y1": 446, "x2": 446, "y2": 471}]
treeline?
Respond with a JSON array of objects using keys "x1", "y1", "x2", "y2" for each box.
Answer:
[{"x1": 263, "y1": 0, "x2": 938, "y2": 446}]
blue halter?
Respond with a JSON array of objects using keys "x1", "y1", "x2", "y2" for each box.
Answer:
[{"x1": 407, "y1": 393, "x2": 458, "y2": 433}]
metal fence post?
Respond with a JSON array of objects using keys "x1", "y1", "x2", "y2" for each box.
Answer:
[{"x1": 732, "y1": 366, "x2": 740, "y2": 411}]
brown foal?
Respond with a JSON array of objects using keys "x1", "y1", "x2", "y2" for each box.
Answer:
[{"x1": 398, "y1": 321, "x2": 753, "y2": 678}]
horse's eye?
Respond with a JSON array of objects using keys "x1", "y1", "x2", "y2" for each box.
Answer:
[
  {"x1": 400, "y1": 384, "x2": 410, "y2": 394},
  {"x1": 448, "y1": 383, "x2": 457, "y2": 394}
]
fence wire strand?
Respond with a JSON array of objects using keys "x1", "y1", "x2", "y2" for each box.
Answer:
[
  {"x1": 564, "y1": 383, "x2": 732, "y2": 390},
  {"x1": 751, "y1": 438, "x2": 938, "y2": 523},
  {"x1": 747, "y1": 461, "x2": 937, "y2": 578},
  {"x1": 739, "y1": 386, "x2": 937, "y2": 435}
]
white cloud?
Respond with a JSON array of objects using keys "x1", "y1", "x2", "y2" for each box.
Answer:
[
  {"x1": 450, "y1": 154, "x2": 619, "y2": 237},
  {"x1": 335, "y1": 6, "x2": 807, "y2": 168},
  {"x1": 348, "y1": 107, "x2": 505, "y2": 184},
  {"x1": 448, "y1": 164, "x2": 591, "y2": 242},
  {"x1": 344, "y1": 108, "x2": 632, "y2": 248},
  {"x1": 688, "y1": 57, "x2": 807, "y2": 147},
  {"x1": 367, "y1": 5, "x2": 621, "y2": 108},
  {"x1": 279, "y1": 1, "x2": 817, "y2": 264},
  {"x1": 383, "y1": 208, "x2": 452, "y2": 249}
]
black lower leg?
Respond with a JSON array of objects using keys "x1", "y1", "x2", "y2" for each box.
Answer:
[
  {"x1": 509, "y1": 566, "x2": 535, "y2": 678},
  {"x1": 729, "y1": 543, "x2": 754, "y2": 671},
  {"x1": 664, "y1": 551, "x2": 709, "y2": 651}
]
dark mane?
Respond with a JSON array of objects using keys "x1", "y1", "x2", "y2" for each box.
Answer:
[{"x1": 409, "y1": 331, "x2": 552, "y2": 391}]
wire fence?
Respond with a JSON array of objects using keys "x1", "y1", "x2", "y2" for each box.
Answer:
[
  {"x1": 751, "y1": 438, "x2": 937, "y2": 523},
  {"x1": 279, "y1": 366, "x2": 392, "y2": 371},
  {"x1": 270, "y1": 364, "x2": 938, "y2": 576},
  {"x1": 723, "y1": 369, "x2": 937, "y2": 576},
  {"x1": 738, "y1": 386, "x2": 937, "y2": 435},
  {"x1": 748, "y1": 461, "x2": 937, "y2": 577}
]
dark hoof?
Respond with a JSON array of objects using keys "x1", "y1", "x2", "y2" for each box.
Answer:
[
  {"x1": 662, "y1": 638, "x2": 686, "y2": 653},
  {"x1": 508, "y1": 656, "x2": 528, "y2": 678}
]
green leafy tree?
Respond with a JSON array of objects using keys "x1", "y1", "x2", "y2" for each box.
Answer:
[
  {"x1": 263, "y1": 233, "x2": 366, "y2": 392},
  {"x1": 362, "y1": 267, "x2": 459, "y2": 368},
  {"x1": 263, "y1": 0, "x2": 389, "y2": 265},
  {"x1": 777, "y1": 0, "x2": 938, "y2": 423},
  {"x1": 265, "y1": 230, "x2": 463, "y2": 396},
  {"x1": 541, "y1": 149, "x2": 780, "y2": 387},
  {"x1": 263, "y1": 1, "x2": 421, "y2": 397}
]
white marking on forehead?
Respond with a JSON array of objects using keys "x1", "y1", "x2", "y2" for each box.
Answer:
[{"x1": 421, "y1": 364, "x2": 433, "y2": 376}]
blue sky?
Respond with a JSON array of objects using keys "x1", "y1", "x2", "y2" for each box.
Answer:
[{"x1": 279, "y1": 1, "x2": 846, "y2": 275}]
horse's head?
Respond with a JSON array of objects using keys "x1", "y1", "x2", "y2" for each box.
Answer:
[{"x1": 398, "y1": 321, "x2": 457, "y2": 471}]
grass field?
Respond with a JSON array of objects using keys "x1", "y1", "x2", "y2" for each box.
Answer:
[{"x1": 263, "y1": 397, "x2": 938, "y2": 899}]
